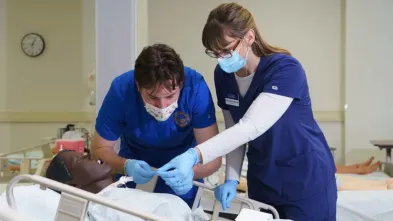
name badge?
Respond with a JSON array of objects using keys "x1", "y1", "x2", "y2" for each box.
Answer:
[{"x1": 225, "y1": 93, "x2": 239, "y2": 107}]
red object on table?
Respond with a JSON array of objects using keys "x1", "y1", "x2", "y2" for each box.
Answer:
[{"x1": 55, "y1": 139, "x2": 85, "y2": 153}]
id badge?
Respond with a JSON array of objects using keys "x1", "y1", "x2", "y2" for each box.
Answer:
[{"x1": 225, "y1": 93, "x2": 239, "y2": 107}]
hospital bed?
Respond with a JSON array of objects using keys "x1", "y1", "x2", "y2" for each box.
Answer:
[
  {"x1": 370, "y1": 140, "x2": 393, "y2": 176},
  {"x1": 329, "y1": 140, "x2": 393, "y2": 220},
  {"x1": 337, "y1": 172, "x2": 393, "y2": 221},
  {"x1": 0, "y1": 142, "x2": 54, "y2": 184},
  {"x1": 0, "y1": 174, "x2": 281, "y2": 221},
  {"x1": 0, "y1": 151, "x2": 280, "y2": 221},
  {"x1": 213, "y1": 148, "x2": 393, "y2": 221},
  {"x1": 1, "y1": 174, "x2": 171, "y2": 221}
]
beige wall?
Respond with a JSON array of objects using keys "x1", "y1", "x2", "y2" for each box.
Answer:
[
  {"x1": 344, "y1": 0, "x2": 393, "y2": 164},
  {"x1": 2, "y1": 0, "x2": 391, "y2": 165},
  {"x1": 5, "y1": 0, "x2": 84, "y2": 111},
  {"x1": 145, "y1": 0, "x2": 345, "y2": 163},
  {"x1": 136, "y1": 0, "x2": 148, "y2": 56},
  {"x1": 0, "y1": 0, "x2": 95, "y2": 153}
]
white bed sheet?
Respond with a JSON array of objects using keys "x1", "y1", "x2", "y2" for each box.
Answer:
[
  {"x1": 337, "y1": 172, "x2": 393, "y2": 221},
  {"x1": 0, "y1": 184, "x2": 59, "y2": 221},
  {"x1": 343, "y1": 171, "x2": 390, "y2": 180},
  {"x1": 0, "y1": 184, "x2": 207, "y2": 221}
]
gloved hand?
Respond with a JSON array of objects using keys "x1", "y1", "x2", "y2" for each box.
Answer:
[
  {"x1": 214, "y1": 180, "x2": 238, "y2": 211},
  {"x1": 164, "y1": 169, "x2": 194, "y2": 195},
  {"x1": 125, "y1": 159, "x2": 156, "y2": 184},
  {"x1": 157, "y1": 148, "x2": 199, "y2": 192}
]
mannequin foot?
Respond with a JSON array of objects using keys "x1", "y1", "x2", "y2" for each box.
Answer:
[
  {"x1": 369, "y1": 161, "x2": 381, "y2": 172},
  {"x1": 361, "y1": 157, "x2": 374, "y2": 167},
  {"x1": 386, "y1": 178, "x2": 393, "y2": 185}
]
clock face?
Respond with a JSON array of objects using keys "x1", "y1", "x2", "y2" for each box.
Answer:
[{"x1": 21, "y1": 33, "x2": 45, "y2": 57}]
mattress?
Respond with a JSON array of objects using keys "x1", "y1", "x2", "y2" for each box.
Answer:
[{"x1": 337, "y1": 172, "x2": 393, "y2": 221}]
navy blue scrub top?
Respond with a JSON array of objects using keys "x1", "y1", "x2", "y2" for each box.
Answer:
[
  {"x1": 214, "y1": 53, "x2": 336, "y2": 204},
  {"x1": 95, "y1": 66, "x2": 216, "y2": 207}
]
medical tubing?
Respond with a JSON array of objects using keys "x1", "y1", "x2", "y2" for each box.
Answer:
[
  {"x1": 6, "y1": 174, "x2": 171, "y2": 221},
  {"x1": 124, "y1": 159, "x2": 129, "y2": 175}
]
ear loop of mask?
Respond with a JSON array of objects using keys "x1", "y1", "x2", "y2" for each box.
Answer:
[
  {"x1": 235, "y1": 40, "x2": 251, "y2": 76},
  {"x1": 244, "y1": 32, "x2": 254, "y2": 75},
  {"x1": 244, "y1": 46, "x2": 251, "y2": 75}
]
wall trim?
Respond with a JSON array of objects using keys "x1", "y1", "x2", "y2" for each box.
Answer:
[
  {"x1": 0, "y1": 110, "x2": 344, "y2": 123},
  {"x1": 0, "y1": 112, "x2": 95, "y2": 123},
  {"x1": 216, "y1": 110, "x2": 344, "y2": 123}
]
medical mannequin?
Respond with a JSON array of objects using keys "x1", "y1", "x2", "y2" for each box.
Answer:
[
  {"x1": 335, "y1": 156, "x2": 393, "y2": 191},
  {"x1": 236, "y1": 174, "x2": 393, "y2": 192},
  {"x1": 336, "y1": 175, "x2": 393, "y2": 191},
  {"x1": 236, "y1": 157, "x2": 388, "y2": 191},
  {"x1": 2, "y1": 150, "x2": 204, "y2": 221},
  {"x1": 336, "y1": 156, "x2": 380, "y2": 175}
]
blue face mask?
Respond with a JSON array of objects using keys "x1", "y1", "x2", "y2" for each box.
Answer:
[{"x1": 217, "y1": 48, "x2": 249, "y2": 73}]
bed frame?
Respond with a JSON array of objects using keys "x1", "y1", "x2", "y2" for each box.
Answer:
[
  {"x1": 1, "y1": 147, "x2": 280, "y2": 220},
  {"x1": 370, "y1": 140, "x2": 393, "y2": 177},
  {"x1": 192, "y1": 181, "x2": 279, "y2": 220},
  {"x1": 3, "y1": 174, "x2": 171, "y2": 221},
  {"x1": 1, "y1": 174, "x2": 280, "y2": 221},
  {"x1": 0, "y1": 142, "x2": 55, "y2": 183}
]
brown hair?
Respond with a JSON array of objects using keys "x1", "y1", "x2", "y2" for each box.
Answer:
[
  {"x1": 202, "y1": 2, "x2": 291, "y2": 57},
  {"x1": 134, "y1": 44, "x2": 184, "y2": 93}
]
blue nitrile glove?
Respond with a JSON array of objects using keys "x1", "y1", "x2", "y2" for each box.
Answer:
[
  {"x1": 164, "y1": 170, "x2": 194, "y2": 195},
  {"x1": 214, "y1": 180, "x2": 238, "y2": 211},
  {"x1": 157, "y1": 148, "x2": 199, "y2": 187},
  {"x1": 125, "y1": 159, "x2": 156, "y2": 184}
]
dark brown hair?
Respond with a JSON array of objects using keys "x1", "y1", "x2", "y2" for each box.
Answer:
[
  {"x1": 202, "y1": 2, "x2": 291, "y2": 57},
  {"x1": 134, "y1": 44, "x2": 184, "y2": 93}
]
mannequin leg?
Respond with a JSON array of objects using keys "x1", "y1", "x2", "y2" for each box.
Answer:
[
  {"x1": 339, "y1": 174, "x2": 390, "y2": 184},
  {"x1": 337, "y1": 174, "x2": 393, "y2": 191}
]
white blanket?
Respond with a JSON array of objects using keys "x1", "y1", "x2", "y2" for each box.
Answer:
[
  {"x1": 88, "y1": 186, "x2": 196, "y2": 221},
  {"x1": 0, "y1": 184, "x2": 208, "y2": 221},
  {"x1": 0, "y1": 185, "x2": 59, "y2": 221},
  {"x1": 337, "y1": 172, "x2": 393, "y2": 221}
]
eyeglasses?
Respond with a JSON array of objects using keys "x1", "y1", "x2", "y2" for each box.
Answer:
[{"x1": 205, "y1": 39, "x2": 242, "y2": 58}]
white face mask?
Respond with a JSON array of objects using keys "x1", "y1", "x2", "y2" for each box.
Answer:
[{"x1": 144, "y1": 100, "x2": 178, "y2": 122}]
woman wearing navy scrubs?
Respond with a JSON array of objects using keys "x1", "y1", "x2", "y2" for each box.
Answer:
[{"x1": 158, "y1": 3, "x2": 337, "y2": 220}]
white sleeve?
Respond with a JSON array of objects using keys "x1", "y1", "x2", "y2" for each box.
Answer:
[
  {"x1": 222, "y1": 110, "x2": 246, "y2": 182},
  {"x1": 198, "y1": 92, "x2": 293, "y2": 164}
]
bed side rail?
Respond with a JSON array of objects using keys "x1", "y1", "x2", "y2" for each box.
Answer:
[
  {"x1": 192, "y1": 181, "x2": 280, "y2": 220},
  {"x1": 6, "y1": 174, "x2": 171, "y2": 221},
  {"x1": 0, "y1": 142, "x2": 53, "y2": 158}
]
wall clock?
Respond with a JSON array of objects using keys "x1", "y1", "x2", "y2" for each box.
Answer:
[{"x1": 21, "y1": 33, "x2": 46, "y2": 57}]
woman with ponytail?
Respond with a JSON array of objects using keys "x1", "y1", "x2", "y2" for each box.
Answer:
[{"x1": 158, "y1": 3, "x2": 337, "y2": 220}]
